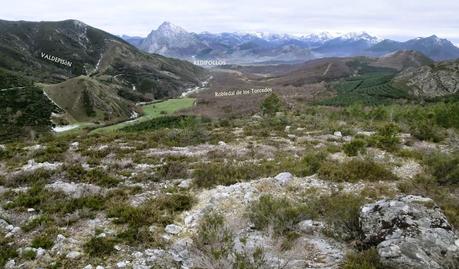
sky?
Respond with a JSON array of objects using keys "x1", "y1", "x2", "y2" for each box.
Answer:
[{"x1": 1, "y1": 0, "x2": 458, "y2": 44}]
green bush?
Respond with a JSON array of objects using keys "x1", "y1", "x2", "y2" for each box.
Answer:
[
  {"x1": 108, "y1": 192, "x2": 194, "y2": 227},
  {"x1": 32, "y1": 140, "x2": 69, "y2": 163},
  {"x1": 115, "y1": 225, "x2": 164, "y2": 247},
  {"x1": 154, "y1": 160, "x2": 189, "y2": 180},
  {"x1": 409, "y1": 120, "x2": 445, "y2": 142},
  {"x1": 424, "y1": 152, "x2": 459, "y2": 186},
  {"x1": 192, "y1": 162, "x2": 262, "y2": 188},
  {"x1": 83, "y1": 236, "x2": 116, "y2": 257},
  {"x1": 6, "y1": 169, "x2": 55, "y2": 187},
  {"x1": 318, "y1": 194, "x2": 365, "y2": 241},
  {"x1": 107, "y1": 192, "x2": 194, "y2": 246},
  {"x1": 83, "y1": 168, "x2": 119, "y2": 187},
  {"x1": 0, "y1": 233, "x2": 17, "y2": 267},
  {"x1": 6, "y1": 183, "x2": 106, "y2": 217},
  {"x1": 344, "y1": 139, "x2": 367, "y2": 156},
  {"x1": 193, "y1": 151, "x2": 326, "y2": 189},
  {"x1": 260, "y1": 93, "x2": 283, "y2": 116},
  {"x1": 342, "y1": 248, "x2": 389, "y2": 269},
  {"x1": 370, "y1": 123, "x2": 400, "y2": 151},
  {"x1": 65, "y1": 164, "x2": 119, "y2": 187},
  {"x1": 247, "y1": 195, "x2": 313, "y2": 236},
  {"x1": 22, "y1": 248, "x2": 37, "y2": 260},
  {"x1": 31, "y1": 232, "x2": 55, "y2": 249},
  {"x1": 5, "y1": 183, "x2": 50, "y2": 209},
  {"x1": 195, "y1": 212, "x2": 234, "y2": 261},
  {"x1": 318, "y1": 159, "x2": 397, "y2": 182},
  {"x1": 21, "y1": 215, "x2": 53, "y2": 232}
]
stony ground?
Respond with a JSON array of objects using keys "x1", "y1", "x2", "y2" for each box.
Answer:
[{"x1": 0, "y1": 110, "x2": 458, "y2": 269}]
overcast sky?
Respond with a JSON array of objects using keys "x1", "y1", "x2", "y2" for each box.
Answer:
[{"x1": 1, "y1": 0, "x2": 458, "y2": 44}]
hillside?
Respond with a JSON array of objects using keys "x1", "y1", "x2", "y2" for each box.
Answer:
[
  {"x1": 0, "y1": 86, "x2": 58, "y2": 141},
  {"x1": 394, "y1": 60, "x2": 459, "y2": 97},
  {"x1": 0, "y1": 19, "x2": 208, "y2": 139},
  {"x1": 42, "y1": 76, "x2": 138, "y2": 124},
  {"x1": 0, "y1": 19, "x2": 207, "y2": 94},
  {"x1": 370, "y1": 50, "x2": 434, "y2": 71},
  {"x1": 0, "y1": 97, "x2": 458, "y2": 269}
]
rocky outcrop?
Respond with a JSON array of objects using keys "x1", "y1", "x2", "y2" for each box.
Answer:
[
  {"x1": 395, "y1": 61, "x2": 459, "y2": 98},
  {"x1": 360, "y1": 195, "x2": 459, "y2": 269},
  {"x1": 46, "y1": 180, "x2": 103, "y2": 198}
]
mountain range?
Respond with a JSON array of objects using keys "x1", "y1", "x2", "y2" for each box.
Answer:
[{"x1": 123, "y1": 22, "x2": 459, "y2": 64}]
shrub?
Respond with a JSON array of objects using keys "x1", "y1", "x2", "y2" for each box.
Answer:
[
  {"x1": 342, "y1": 248, "x2": 389, "y2": 269},
  {"x1": 116, "y1": 225, "x2": 164, "y2": 247},
  {"x1": 66, "y1": 164, "x2": 119, "y2": 187},
  {"x1": 21, "y1": 215, "x2": 53, "y2": 232},
  {"x1": 46, "y1": 195, "x2": 106, "y2": 215},
  {"x1": 370, "y1": 123, "x2": 400, "y2": 151},
  {"x1": 318, "y1": 159, "x2": 397, "y2": 182},
  {"x1": 32, "y1": 140, "x2": 69, "y2": 163},
  {"x1": 83, "y1": 236, "x2": 116, "y2": 257},
  {"x1": 343, "y1": 139, "x2": 367, "y2": 156},
  {"x1": 6, "y1": 183, "x2": 106, "y2": 218},
  {"x1": 108, "y1": 192, "x2": 194, "y2": 227},
  {"x1": 154, "y1": 160, "x2": 189, "y2": 180},
  {"x1": 192, "y1": 162, "x2": 261, "y2": 188},
  {"x1": 6, "y1": 169, "x2": 55, "y2": 187},
  {"x1": 195, "y1": 212, "x2": 234, "y2": 261},
  {"x1": 108, "y1": 192, "x2": 194, "y2": 247},
  {"x1": 424, "y1": 152, "x2": 459, "y2": 186},
  {"x1": 83, "y1": 168, "x2": 119, "y2": 187},
  {"x1": 31, "y1": 232, "x2": 55, "y2": 249},
  {"x1": 247, "y1": 195, "x2": 313, "y2": 236},
  {"x1": 0, "y1": 234, "x2": 17, "y2": 267},
  {"x1": 22, "y1": 249, "x2": 37, "y2": 260},
  {"x1": 193, "y1": 152, "x2": 326, "y2": 189},
  {"x1": 5, "y1": 183, "x2": 49, "y2": 209},
  {"x1": 410, "y1": 121, "x2": 445, "y2": 142},
  {"x1": 318, "y1": 194, "x2": 365, "y2": 241},
  {"x1": 260, "y1": 93, "x2": 283, "y2": 116},
  {"x1": 287, "y1": 151, "x2": 327, "y2": 177}
]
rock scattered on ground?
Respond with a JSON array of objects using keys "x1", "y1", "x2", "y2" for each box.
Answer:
[{"x1": 360, "y1": 195, "x2": 459, "y2": 269}]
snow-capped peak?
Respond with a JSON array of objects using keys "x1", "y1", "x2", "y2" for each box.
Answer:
[
  {"x1": 338, "y1": 32, "x2": 381, "y2": 42},
  {"x1": 301, "y1": 32, "x2": 337, "y2": 42}
]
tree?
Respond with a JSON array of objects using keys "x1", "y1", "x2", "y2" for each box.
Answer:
[{"x1": 260, "y1": 93, "x2": 282, "y2": 116}]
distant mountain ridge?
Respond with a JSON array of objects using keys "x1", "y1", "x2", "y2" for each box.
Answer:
[
  {"x1": 368, "y1": 35, "x2": 459, "y2": 61},
  {"x1": 124, "y1": 22, "x2": 459, "y2": 63}
]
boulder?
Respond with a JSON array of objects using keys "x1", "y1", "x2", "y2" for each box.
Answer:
[
  {"x1": 165, "y1": 224, "x2": 182, "y2": 235},
  {"x1": 274, "y1": 172, "x2": 293, "y2": 185},
  {"x1": 46, "y1": 181, "x2": 103, "y2": 199},
  {"x1": 360, "y1": 195, "x2": 459, "y2": 269},
  {"x1": 66, "y1": 251, "x2": 82, "y2": 259}
]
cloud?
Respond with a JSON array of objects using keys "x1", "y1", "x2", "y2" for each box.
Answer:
[{"x1": 1, "y1": 0, "x2": 458, "y2": 43}]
